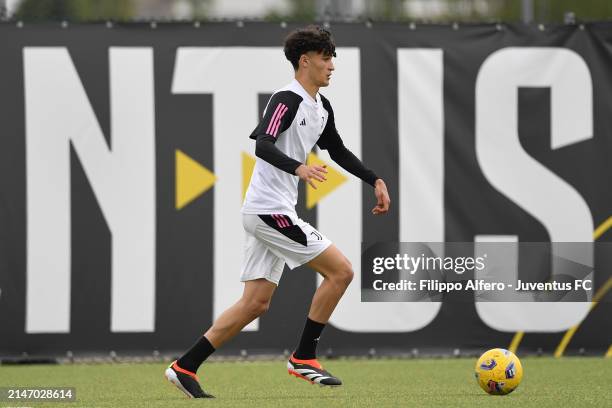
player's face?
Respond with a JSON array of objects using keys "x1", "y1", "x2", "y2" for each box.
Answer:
[{"x1": 304, "y1": 51, "x2": 335, "y2": 87}]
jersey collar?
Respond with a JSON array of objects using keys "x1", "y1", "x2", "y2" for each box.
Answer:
[{"x1": 291, "y1": 79, "x2": 319, "y2": 106}]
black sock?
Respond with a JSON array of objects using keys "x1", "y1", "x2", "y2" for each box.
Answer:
[
  {"x1": 294, "y1": 317, "x2": 326, "y2": 360},
  {"x1": 176, "y1": 335, "x2": 215, "y2": 373}
]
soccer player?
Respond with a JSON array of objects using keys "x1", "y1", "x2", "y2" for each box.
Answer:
[{"x1": 165, "y1": 25, "x2": 390, "y2": 398}]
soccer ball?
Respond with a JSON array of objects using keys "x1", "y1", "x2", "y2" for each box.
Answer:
[{"x1": 474, "y1": 348, "x2": 523, "y2": 395}]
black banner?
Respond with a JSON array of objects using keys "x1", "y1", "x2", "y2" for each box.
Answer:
[{"x1": 0, "y1": 22, "x2": 610, "y2": 357}]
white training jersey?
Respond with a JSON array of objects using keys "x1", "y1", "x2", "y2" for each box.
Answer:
[{"x1": 241, "y1": 79, "x2": 338, "y2": 216}]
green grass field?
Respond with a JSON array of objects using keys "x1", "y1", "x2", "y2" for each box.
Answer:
[{"x1": 0, "y1": 357, "x2": 609, "y2": 407}]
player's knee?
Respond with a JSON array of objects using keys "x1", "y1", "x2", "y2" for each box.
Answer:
[
  {"x1": 334, "y1": 259, "x2": 354, "y2": 288},
  {"x1": 243, "y1": 297, "x2": 270, "y2": 318},
  {"x1": 343, "y1": 265, "x2": 354, "y2": 287}
]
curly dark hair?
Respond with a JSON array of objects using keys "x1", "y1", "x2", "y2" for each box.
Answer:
[{"x1": 283, "y1": 25, "x2": 336, "y2": 70}]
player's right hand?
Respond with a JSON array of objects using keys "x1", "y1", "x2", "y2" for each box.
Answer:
[{"x1": 295, "y1": 164, "x2": 328, "y2": 189}]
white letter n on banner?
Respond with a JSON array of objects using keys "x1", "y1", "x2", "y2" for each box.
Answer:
[{"x1": 24, "y1": 47, "x2": 156, "y2": 333}]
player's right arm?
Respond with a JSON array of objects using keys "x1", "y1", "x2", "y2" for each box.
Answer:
[{"x1": 249, "y1": 91, "x2": 328, "y2": 189}]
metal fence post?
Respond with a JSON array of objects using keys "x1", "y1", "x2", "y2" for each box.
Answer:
[{"x1": 521, "y1": 0, "x2": 534, "y2": 23}]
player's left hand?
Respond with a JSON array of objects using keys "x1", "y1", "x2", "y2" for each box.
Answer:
[{"x1": 372, "y1": 178, "x2": 390, "y2": 215}]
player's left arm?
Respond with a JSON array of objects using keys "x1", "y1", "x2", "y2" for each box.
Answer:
[{"x1": 317, "y1": 96, "x2": 390, "y2": 215}]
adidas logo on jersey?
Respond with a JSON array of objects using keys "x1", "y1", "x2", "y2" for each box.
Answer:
[{"x1": 299, "y1": 118, "x2": 306, "y2": 126}]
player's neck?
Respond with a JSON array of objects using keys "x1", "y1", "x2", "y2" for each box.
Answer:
[{"x1": 295, "y1": 76, "x2": 319, "y2": 101}]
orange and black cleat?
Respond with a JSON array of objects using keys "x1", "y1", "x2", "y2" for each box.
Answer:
[
  {"x1": 164, "y1": 360, "x2": 215, "y2": 398},
  {"x1": 287, "y1": 353, "x2": 342, "y2": 386}
]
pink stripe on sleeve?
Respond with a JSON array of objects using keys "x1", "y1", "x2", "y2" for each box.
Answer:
[
  {"x1": 265, "y1": 103, "x2": 284, "y2": 135},
  {"x1": 271, "y1": 105, "x2": 288, "y2": 137}
]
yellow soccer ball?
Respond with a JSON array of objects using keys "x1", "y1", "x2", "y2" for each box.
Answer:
[{"x1": 474, "y1": 348, "x2": 523, "y2": 395}]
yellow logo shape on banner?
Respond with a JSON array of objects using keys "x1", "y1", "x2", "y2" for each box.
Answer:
[
  {"x1": 242, "y1": 152, "x2": 256, "y2": 201},
  {"x1": 306, "y1": 153, "x2": 347, "y2": 209},
  {"x1": 175, "y1": 149, "x2": 216, "y2": 210}
]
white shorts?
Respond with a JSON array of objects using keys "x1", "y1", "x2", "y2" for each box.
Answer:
[{"x1": 240, "y1": 213, "x2": 332, "y2": 285}]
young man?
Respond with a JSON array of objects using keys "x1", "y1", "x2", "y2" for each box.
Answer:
[{"x1": 165, "y1": 25, "x2": 390, "y2": 398}]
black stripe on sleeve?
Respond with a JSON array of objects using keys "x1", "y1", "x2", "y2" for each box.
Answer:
[{"x1": 249, "y1": 91, "x2": 303, "y2": 140}]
